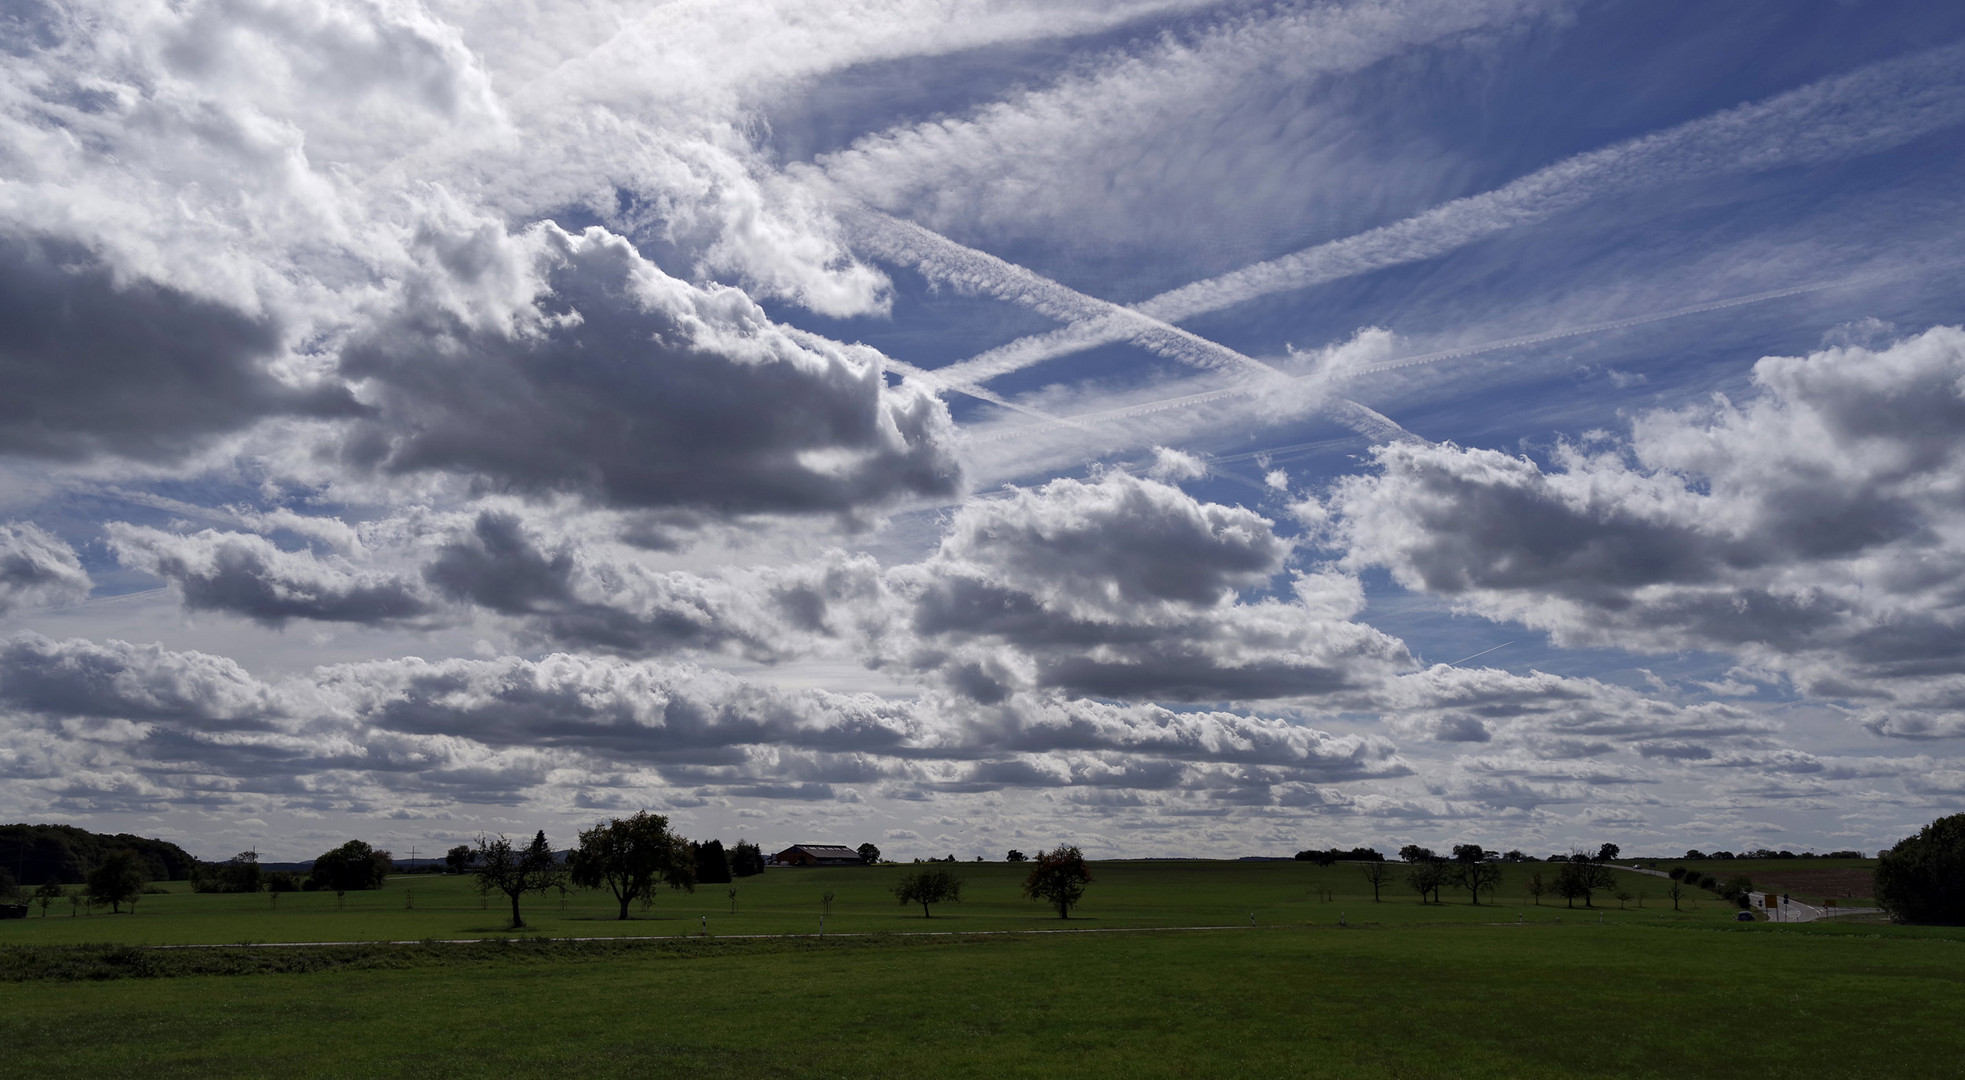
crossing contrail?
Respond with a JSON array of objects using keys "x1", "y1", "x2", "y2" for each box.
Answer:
[
  {"x1": 959, "y1": 267, "x2": 1909, "y2": 442},
  {"x1": 933, "y1": 40, "x2": 1965, "y2": 387},
  {"x1": 839, "y1": 206, "x2": 1424, "y2": 446}
]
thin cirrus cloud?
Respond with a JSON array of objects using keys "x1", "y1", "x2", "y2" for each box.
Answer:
[{"x1": 922, "y1": 38, "x2": 1965, "y2": 388}]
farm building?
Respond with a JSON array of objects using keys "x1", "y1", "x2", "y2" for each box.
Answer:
[{"x1": 772, "y1": 844, "x2": 866, "y2": 866}]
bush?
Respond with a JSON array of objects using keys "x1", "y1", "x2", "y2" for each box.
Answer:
[
  {"x1": 1667, "y1": 866, "x2": 1686, "y2": 881},
  {"x1": 1876, "y1": 813, "x2": 1965, "y2": 925},
  {"x1": 1698, "y1": 875, "x2": 1718, "y2": 891}
]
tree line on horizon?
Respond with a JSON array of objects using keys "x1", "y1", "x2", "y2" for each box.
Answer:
[{"x1": 6, "y1": 816, "x2": 1960, "y2": 925}]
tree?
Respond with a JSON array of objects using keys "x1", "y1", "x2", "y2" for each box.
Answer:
[
  {"x1": 310, "y1": 840, "x2": 391, "y2": 892},
  {"x1": 857, "y1": 842, "x2": 881, "y2": 865},
  {"x1": 1596, "y1": 843, "x2": 1622, "y2": 863},
  {"x1": 473, "y1": 831, "x2": 568, "y2": 930},
  {"x1": 86, "y1": 850, "x2": 146, "y2": 914},
  {"x1": 1020, "y1": 845, "x2": 1093, "y2": 918},
  {"x1": 1666, "y1": 878, "x2": 1687, "y2": 911},
  {"x1": 1405, "y1": 859, "x2": 1446, "y2": 904},
  {"x1": 1554, "y1": 853, "x2": 1616, "y2": 907},
  {"x1": 1006, "y1": 849, "x2": 1027, "y2": 862},
  {"x1": 1527, "y1": 872, "x2": 1546, "y2": 905},
  {"x1": 892, "y1": 867, "x2": 963, "y2": 917},
  {"x1": 33, "y1": 879, "x2": 64, "y2": 916},
  {"x1": 1875, "y1": 813, "x2": 1965, "y2": 925},
  {"x1": 1359, "y1": 860, "x2": 1391, "y2": 901},
  {"x1": 692, "y1": 839, "x2": 732, "y2": 884},
  {"x1": 567, "y1": 812, "x2": 695, "y2": 920},
  {"x1": 0, "y1": 869, "x2": 16, "y2": 903},
  {"x1": 1450, "y1": 845, "x2": 1502, "y2": 905},
  {"x1": 730, "y1": 839, "x2": 765, "y2": 878},
  {"x1": 445, "y1": 845, "x2": 476, "y2": 875}
]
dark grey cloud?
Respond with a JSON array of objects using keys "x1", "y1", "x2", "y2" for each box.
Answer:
[
  {"x1": 0, "y1": 232, "x2": 361, "y2": 462},
  {"x1": 0, "y1": 521, "x2": 91, "y2": 613},
  {"x1": 424, "y1": 510, "x2": 774, "y2": 656},
  {"x1": 935, "y1": 468, "x2": 1289, "y2": 608},
  {"x1": 1332, "y1": 327, "x2": 1965, "y2": 736},
  {"x1": 106, "y1": 525, "x2": 431, "y2": 627},
  {"x1": 339, "y1": 223, "x2": 958, "y2": 516},
  {"x1": 895, "y1": 471, "x2": 1409, "y2": 702},
  {"x1": 0, "y1": 632, "x2": 278, "y2": 728}
]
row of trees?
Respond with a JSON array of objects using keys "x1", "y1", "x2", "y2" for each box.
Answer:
[
  {"x1": 466, "y1": 814, "x2": 784, "y2": 928},
  {"x1": 1359, "y1": 846, "x2": 1626, "y2": 907},
  {"x1": 890, "y1": 845, "x2": 1095, "y2": 918}
]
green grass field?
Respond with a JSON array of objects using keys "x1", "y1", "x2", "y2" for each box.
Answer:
[
  {"x1": 5, "y1": 860, "x2": 1956, "y2": 1079},
  {"x1": 2, "y1": 860, "x2": 1727, "y2": 945}
]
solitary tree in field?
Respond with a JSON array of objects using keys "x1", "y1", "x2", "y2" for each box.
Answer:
[
  {"x1": 85, "y1": 850, "x2": 145, "y2": 914},
  {"x1": 33, "y1": 880, "x2": 64, "y2": 916},
  {"x1": 1400, "y1": 848, "x2": 1446, "y2": 904},
  {"x1": 893, "y1": 868, "x2": 963, "y2": 917},
  {"x1": 1022, "y1": 845, "x2": 1094, "y2": 919},
  {"x1": 1596, "y1": 843, "x2": 1621, "y2": 863},
  {"x1": 1359, "y1": 860, "x2": 1391, "y2": 901},
  {"x1": 1450, "y1": 845, "x2": 1502, "y2": 905},
  {"x1": 1666, "y1": 878, "x2": 1687, "y2": 911},
  {"x1": 1527, "y1": 871, "x2": 1546, "y2": 905},
  {"x1": 445, "y1": 845, "x2": 476, "y2": 875},
  {"x1": 310, "y1": 840, "x2": 391, "y2": 892},
  {"x1": 473, "y1": 831, "x2": 568, "y2": 929},
  {"x1": 567, "y1": 811, "x2": 695, "y2": 920},
  {"x1": 857, "y1": 842, "x2": 881, "y2": 865},
  {"x1": 1555, "y1": 853, "x2": 1616, "y2": 908},
  {"x1": 1006, "y1": 849, "x2": 1027, "y2": 862}
]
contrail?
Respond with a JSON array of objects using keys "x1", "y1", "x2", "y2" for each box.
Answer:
[
  {"x1": 963, "y1": 267, "x2": 1915, "y2": 442},
  {"x1": 843, "y1": 207, "x2": 1288, "y2": 381},
  {"x1": 839, "y1": 206, "x2": 1424, "y2": 445},
  {"x1": 1446, "y1": 641, "x2": 1514, "y2": 668},
  {"x1": 1344, "y1": 272, "x2": 1923, "y2": 379},
  {"x1": 938, "y1": 40, "x2": 1965, "y2": 386}
]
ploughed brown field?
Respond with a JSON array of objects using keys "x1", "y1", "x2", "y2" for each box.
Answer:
[{"x1": 1748, "y1": 867, "x2": 1876, "y2": 903}]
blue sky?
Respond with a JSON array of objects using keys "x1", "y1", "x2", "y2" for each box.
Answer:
[{"x1": 2, "y1": 0, "x2": 1963, "y2": 862}]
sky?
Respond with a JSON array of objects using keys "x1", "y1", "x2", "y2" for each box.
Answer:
[{"x1": 3, "y1": 0, "x2": 1965, "y2": 863}]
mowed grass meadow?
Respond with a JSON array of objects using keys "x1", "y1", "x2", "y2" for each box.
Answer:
[{"x1": 3, "y1": 860, "x2": 1961, "y2": 1078}]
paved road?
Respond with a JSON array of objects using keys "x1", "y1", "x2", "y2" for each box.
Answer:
[{"x1": 1614, "y1": 864, "x2": 1882, "y2": 923}]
